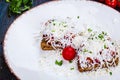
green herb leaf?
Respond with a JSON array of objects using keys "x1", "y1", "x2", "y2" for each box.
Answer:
[
  {"x1": 53, "y1": 23, "x2": 56, "y2": 26},
  {"x1": 88, "y1": 28, "x2": 92, "y2": 32},
  {"x1": 98, "y1": 34, "x2": 104, "y2": 40},
  {"x1": 104, "y1": 44, "x2": 107, "y2": 49},
  {"x1": 8, "y1": 0, "x2": 33, "y2": 16},
  {"x1": 17, "y1": 0, "x2": 22, "y2": 7},
  {"x1": 70, "y1": 67, "x2": 74, "y2": 70},
  {"x1": 102, "y1": 31, "x2": 107, "y2": 35},
  {"x1": 89, "y1": 51, "x2": 92, "y2": 54},
  {"x1": 69, "y1": 60, "x2": 73, "y2": 63},
  {"x1": 52, "y1": 30, "x2": 55, "y2": 32},
  {"x1": 77, "y1": 16, "x2": 80, "y2": 19},
  {"x1": 98, "y1": 31, "x2": 107, "y2": 41},
  {"x1": 109, "y1": 72, "x2": 112, "y2": 75},
  {"x1": 83, "y1": 49, "x2": 88, "y2": 53},
  {"x1": 21, "y1": 5, "x2": 30, "y2": 11},
  {"x1": 6, "y1": 0, "x2": 11, "y2": 2},
  {"x1": 23, "y1": 0, "x2": 29, "y2": 5},
  {"x1": 55, "y1": 60, "x2": 63, "y2": 66}
]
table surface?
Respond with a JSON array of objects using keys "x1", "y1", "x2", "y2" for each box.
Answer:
[{"x1": 0, "y1": 0, "x2": 120, "y2": 80}]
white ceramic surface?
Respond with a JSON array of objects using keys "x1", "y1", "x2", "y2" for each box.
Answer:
[{"x1": 3, "y1": 1, "x2": 120, "y2": 80}]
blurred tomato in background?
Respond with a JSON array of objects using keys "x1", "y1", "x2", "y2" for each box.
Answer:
[{"x1": 98, "y1": 0, "x2": 120, "y2": 8}]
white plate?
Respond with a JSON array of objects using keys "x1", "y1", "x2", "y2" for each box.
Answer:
[{"x1": 3, "y1": 1, "x2": 120, "y2": 80}]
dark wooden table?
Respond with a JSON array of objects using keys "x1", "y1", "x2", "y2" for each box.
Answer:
[{"x1": 0, "y1": 0, "x2": 120, "y2": 80}]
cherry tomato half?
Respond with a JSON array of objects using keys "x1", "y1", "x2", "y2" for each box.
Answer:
[
  {"x1": 62, "y1": 46, "x2": 76, "y2": 60},
  {"x1": 105, "y1": 0, "x2": 117, "y2": 8}
]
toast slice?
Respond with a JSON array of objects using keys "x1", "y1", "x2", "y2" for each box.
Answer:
[
  {"x1": 77, "y1": 56, "x2": 119, "y2": 72},
  {"x1": 41, "y1": 39, "x2": 63, "y2": 50}
]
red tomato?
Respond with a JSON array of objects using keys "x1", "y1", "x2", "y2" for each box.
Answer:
[
  {"x1": 105, "y1": 0, "x2": 117, "y2": 8},
  {"x1": 62, "y1": 46, "x2": 76, "y2": 60},
  {"x1": 117, "y1": 0, "x2": 120, "y2": 8}
]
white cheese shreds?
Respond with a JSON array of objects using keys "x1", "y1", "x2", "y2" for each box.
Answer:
[{"x1": 39, "y1": 17, "x2": 120, "y2": 79}]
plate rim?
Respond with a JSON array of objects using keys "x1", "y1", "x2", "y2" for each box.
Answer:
[
  {"x1": 3, "y1": 0, "x2": 120, "y2": 79},
  {"x1": 3, "y1": 0, "x2": 57, "y2": 79}
]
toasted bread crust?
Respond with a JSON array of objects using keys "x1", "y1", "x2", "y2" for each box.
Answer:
[
  {"x1": 41, "y1": 39, "x2": 63, "y2": 50},
  {"x1": 77, "y1": 57, "x2": 119, "y2": 72},
  {"x1": 41, "y1": 39, "x2": 54, "y2": 50}
]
